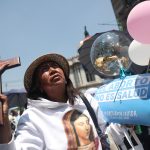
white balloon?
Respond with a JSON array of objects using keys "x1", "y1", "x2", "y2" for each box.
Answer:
[{"x1": 128, "y1": 40, "x2": 150, "y2": 66}]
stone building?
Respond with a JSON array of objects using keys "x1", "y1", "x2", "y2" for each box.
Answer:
[
  {"x1": 111, "y1": 0, "x2": 145, "y2": 32},
  {"x1": 68, "y1": 55, "x2": 104, "y2": 93}
]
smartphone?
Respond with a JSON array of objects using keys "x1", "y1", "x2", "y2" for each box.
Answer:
[{"x1": 0, "y1": 57, "x2": 21, "y2": 70}]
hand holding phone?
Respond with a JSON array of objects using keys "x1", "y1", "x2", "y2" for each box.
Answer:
[{"x1": 0, "y1": 57, "x2": 21, "y2": 125}]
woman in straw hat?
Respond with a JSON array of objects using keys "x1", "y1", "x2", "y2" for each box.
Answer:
[{"x1": 0, "y1": 53, "x2": 106, "y2": 150}]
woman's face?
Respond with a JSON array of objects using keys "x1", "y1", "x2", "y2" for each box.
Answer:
[
  {"x1": 37, "y1": 61, "x2": 66, "y2": 94},
  {"x1": 74, "y1": 115, "x2": 91, "y2": 141}
]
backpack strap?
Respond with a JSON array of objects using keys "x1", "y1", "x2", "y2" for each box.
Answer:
[
  {"x1": 79, "y1": 93, "x2": 103, "y2": 137},
  {"x1": 79, "y1": 93, "x2": 110, "y2": 150}
]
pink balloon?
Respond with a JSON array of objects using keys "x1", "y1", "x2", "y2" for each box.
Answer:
[{"x1": 127, "y1": 1, "x2": 150, "y2": 44}]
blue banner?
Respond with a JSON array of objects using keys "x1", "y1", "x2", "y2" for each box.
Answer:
[{"x1": 94, "y1": 73, "x2": 150, "y2": 126}]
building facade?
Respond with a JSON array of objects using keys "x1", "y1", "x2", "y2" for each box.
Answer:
[
  {"x1": 68, "y1": 55, "x2": 104, "y2": 93},
  {"x1": 111, "y1": 0, "x2": 145, "y2": 32}
]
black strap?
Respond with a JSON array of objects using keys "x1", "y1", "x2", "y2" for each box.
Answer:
[{"x1": 79, "y1": 93, "x2": 103, "y2": 137}]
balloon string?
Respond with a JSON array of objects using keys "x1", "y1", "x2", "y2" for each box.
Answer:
[
  {"x1": 113, "y1": 76, "x2": 126, "y2": 103},
  {"x1": 117, "y1": 59, "x2": 126, "y2": 79}
]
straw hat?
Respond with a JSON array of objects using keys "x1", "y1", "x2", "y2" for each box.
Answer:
[{"x1": 24, "y1": 53, "x2": 70, "y2": 92}]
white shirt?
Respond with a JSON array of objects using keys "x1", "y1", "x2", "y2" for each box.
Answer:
[{"x1": 0, "y1": 93, "x2": 106, "y2": 150}]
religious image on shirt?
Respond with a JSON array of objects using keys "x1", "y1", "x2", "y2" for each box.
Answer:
[{"x1": 62, "y1": 109, "x2": 99, "y2": 150}]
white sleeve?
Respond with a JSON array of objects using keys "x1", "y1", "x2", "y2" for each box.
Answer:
[
  {"x1": 14, "y1": 113, "x2": 44, "y2": 150},
  {"x1": 0, "y1": 113, "x2": 44, "y2": 150}
]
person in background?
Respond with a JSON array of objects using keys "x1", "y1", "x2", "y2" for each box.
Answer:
[
  {"x1": 9, "y1": 109, "x2": 19, "y2": 133},
  {"x1": 0, "y1": 53, "x2": 106, "y2": 150}
]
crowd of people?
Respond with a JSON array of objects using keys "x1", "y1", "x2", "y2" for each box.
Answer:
[{"x1": 0, "y1": 53, "x2": 149, "y2": 150}]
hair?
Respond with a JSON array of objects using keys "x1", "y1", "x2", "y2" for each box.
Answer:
[
  {"x1": 62, "y1": 110, "x2": 95, "y2": 148},
  {"x1": 27, "y1": 66, "x2": 80, "y2": 105},
  {"x1": 70, "y1": 110, "x2": 94, "y2": 144}
]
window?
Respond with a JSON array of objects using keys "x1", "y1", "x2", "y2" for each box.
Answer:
[{"x1": 84, "y1": 67, "x2": 95, "y2": 82}]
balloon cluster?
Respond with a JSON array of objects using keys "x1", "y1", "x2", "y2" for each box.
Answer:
[{"x1": 127, "y1": 1, "x2": 150, "y2": 66}]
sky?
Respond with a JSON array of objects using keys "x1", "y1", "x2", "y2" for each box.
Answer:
[{"x1": 0, "y1": 0, "x2": 118, "y2": 92}]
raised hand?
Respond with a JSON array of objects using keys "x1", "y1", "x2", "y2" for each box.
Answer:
[
  {"x1": 0, "y1": 62, "x2": 9, "y2": 75},
  {"x1": 0, "y1": 93, "x2": 12, "y2": 143}
]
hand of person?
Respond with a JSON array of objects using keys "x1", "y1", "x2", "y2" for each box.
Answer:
[
  {"x1": 0, "y1": 94, "x2": 9, "y2": 115},
  {"x1": 0, "y1": 94, "x2": 12, "y2": 143},
  {"x1": 0, "y1": 62, "x2": 9, "y2": 75}
]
